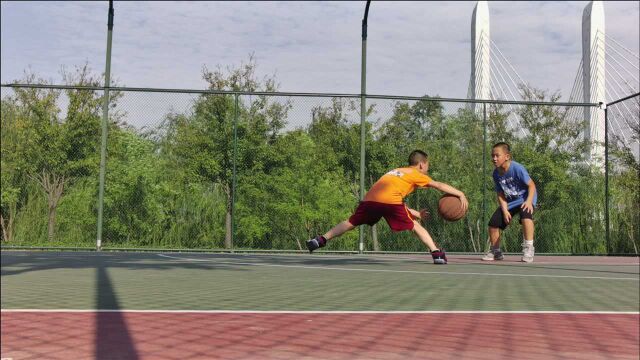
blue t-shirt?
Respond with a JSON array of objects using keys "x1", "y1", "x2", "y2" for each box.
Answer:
[{"x1": 493, "y1": 161, "x2": 537, "y2": 209}]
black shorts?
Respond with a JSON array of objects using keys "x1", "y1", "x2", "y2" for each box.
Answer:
[{"x1": 488, "y1": 206, "x2": 533, "y2": 230}]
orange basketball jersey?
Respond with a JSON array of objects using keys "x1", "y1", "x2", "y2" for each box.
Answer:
[{"x1": 364, "y1": 167, "x2": 432, "y2": 205}]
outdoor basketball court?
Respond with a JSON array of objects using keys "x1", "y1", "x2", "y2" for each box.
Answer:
[{"x1": 1, "y1": 250, "x2": 638, "y2": 359}]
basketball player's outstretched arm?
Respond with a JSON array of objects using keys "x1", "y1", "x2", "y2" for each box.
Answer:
[{"x1": 426, "y1": 181, "x2": 469, "y2": 211}]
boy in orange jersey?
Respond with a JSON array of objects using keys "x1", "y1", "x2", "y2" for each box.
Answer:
[{"x1": 306, "y1": 150, "x2": 468, "y2": 264}]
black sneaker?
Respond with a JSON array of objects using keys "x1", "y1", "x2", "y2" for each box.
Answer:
[
  {"x1": 431, "y1": 249, "x2": 447, "y2": 265},
  {"x1": 306, "y1": 236, "x2": 325, "y2": 253}
]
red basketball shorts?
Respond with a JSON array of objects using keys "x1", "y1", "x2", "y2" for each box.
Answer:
[{"x1": 348, "y1": 201, "x2": 415, "y2": 232}]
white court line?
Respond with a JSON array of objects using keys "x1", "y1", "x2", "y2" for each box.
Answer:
[
  {"x1": 477, "y1": 262, "x2": 639, "y2": 265},
  {"x1": 3, "y1": 251, "x2": 637, "y2": 266},
  {"x1": 2, "y1": 309, "x2": 638, "y2": 315},
  {"x1": 156, "y1": 254, "x2": 640, "y2": 281}
]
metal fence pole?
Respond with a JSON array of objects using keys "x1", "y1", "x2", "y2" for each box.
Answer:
[
  {"x1": 604, "y1": 104, "x2": 609, "y2": 255},
  {"x1": 231, "y1": 94, "x2": 239, "y2": 252},
  {"x1": 359, "y1": 1, "x2": 371, "y2": 254},
  {"x1": 96, "y1": 0, "x2": 114, "y2": 251},
  {"x1": 482, "y1": 103, "x2": 487, "y2": 250}
]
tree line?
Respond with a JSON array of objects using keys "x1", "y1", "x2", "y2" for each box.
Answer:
[{"x1": 1, "y1": 60, "x2": 637, "y2": 254}]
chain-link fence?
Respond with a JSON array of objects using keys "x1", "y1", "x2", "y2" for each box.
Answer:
[
  {"x1": 606, "y1": 93, "x2": 640, "y2": 255},
  {"x1": 2, "y1": 84, "x2": 637, "y2": 254}
]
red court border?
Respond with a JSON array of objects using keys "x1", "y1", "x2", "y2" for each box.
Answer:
[{"x1": 2, "y1": 311, "x2": 638, "y2": 360}]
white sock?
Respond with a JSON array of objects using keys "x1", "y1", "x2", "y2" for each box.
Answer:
[{"x1": 524, "y1": 240, "x2": 534, "y2": 247}]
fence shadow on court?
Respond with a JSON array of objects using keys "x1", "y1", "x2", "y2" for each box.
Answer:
[{"x1": 95, "y1": 261, "x2": 139, "y2": 359}]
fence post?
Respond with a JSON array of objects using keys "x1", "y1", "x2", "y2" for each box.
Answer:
[
  {"x1": 359, "y1": 1, "x2": 370, "y2": 254},
  {"x1": 604, "y1": 103, "x2": 609, "y2": 255},
  {"x1": 231, "y1": 94, "x2": 239, "y2": 252},
  {"x1": 96, "y1": 0, "x2": 114, "y2": 251},
  {"x1": 482, "y1": 102, "x2": 487, "y2": 251}
]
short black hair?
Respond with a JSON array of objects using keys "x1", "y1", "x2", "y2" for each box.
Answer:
[
  {"x1": 492, "y1": 142, "x2": 511, "y2": 154},
  {"x1": 408, "y1": 150, "x2": 428, "y2": 166}
]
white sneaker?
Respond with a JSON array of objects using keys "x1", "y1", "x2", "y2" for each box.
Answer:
[
  {"x1": 521, "y1": 244, "x2": 534, "y2": 263},
  {"x1": 482, "y1": 249, "x2": 504, "y2": 261}
]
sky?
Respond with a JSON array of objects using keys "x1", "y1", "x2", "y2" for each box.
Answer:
[{"x1": 1, "y1": 1, "x2": 639, "y2": 101}]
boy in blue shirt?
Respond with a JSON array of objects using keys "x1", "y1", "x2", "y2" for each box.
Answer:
[{"x1": 482, "y1": 142, "x2": 538, "y2": 263}]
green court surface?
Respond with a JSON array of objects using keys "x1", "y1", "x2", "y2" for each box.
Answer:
[{"x1": 2, "y1": 251, "x2": 638, "y2": 312}]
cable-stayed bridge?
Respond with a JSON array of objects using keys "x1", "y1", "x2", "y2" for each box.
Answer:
[{"x1": 467, "y1": 1, "x2": 639, "y2": 162}]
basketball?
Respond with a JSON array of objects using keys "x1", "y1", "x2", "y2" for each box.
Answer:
[{"x1": 438, "y1": 194, "x2": 467, "y2": 221}]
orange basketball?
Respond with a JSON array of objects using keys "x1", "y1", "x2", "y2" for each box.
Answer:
[{"x1": 438, "y1": 194, "x2": 467, "y2": 221}]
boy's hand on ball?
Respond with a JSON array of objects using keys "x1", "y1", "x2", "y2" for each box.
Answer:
[{"x1": 458, "y1": 194, "x2": 469, "y2": 211}]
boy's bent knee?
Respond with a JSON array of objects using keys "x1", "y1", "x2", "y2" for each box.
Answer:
[
  {"x1": 521, "y1": 218, "x2": 534, "y2": 227},
  {"x1": 411, "y1": 221, "x2": 430, "y2": 234}
]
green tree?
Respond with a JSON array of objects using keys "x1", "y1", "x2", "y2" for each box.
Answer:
[
  {"x1": 0, "y1": 65, "x2": 116, "y2": 242},
  {"x1": 236, "y1": 130, "x2": 357, "y2": 249},
  {"x1": 0, "y1": 96, "x2": 26, "y2": 242},
  {"x1": 2, "y1": 75, "x2": 63, "y2": 242},
  {"x1": 608, "y1": 102, "x2": 639, "y2": 254},
  {"x1": 160, "y1": 57, "x2": 290, "y2": 248}
]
